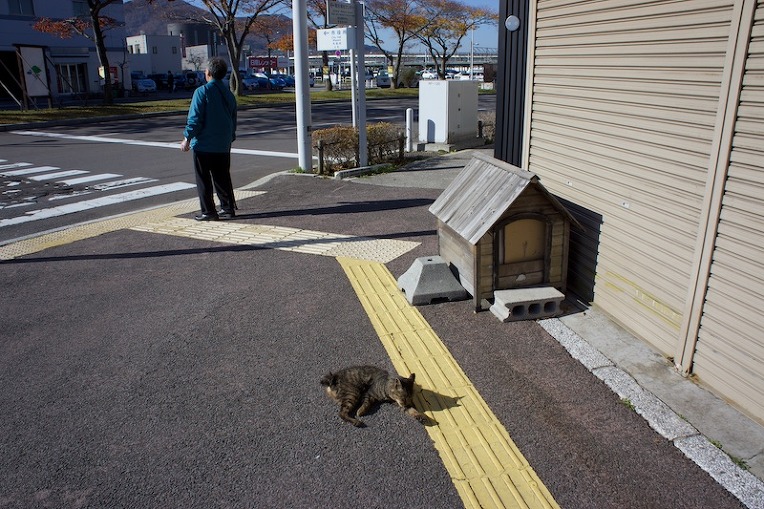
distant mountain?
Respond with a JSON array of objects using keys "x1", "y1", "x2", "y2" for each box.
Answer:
[{"x1": 123, "y1": 0, "x2": 270, "y2": 54}]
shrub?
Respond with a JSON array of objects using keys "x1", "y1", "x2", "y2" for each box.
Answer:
[{"x1": 312, "y1": 122, "x2": 403, "y2": 174}]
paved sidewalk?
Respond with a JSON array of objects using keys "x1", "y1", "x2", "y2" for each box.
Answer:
[
  {"x1": 1, "y1": 148, "x2": 763, "y2": 508},
  {"x1": 353, "y1": 147, "x2": 764, "y2": 507}
]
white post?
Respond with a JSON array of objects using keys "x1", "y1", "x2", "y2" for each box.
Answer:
[
  {"x1": 406, "y1": 108, "x2": 414, "y2": 152},
  {"x1": 350, "y1": 48, "x2": 357, "y2": 127},
  {"x1": 355, "y1": 1, "x2": 367, "y2": 166},
  {"x1": 292, "y1": 0, "x2": 312, "y2": 172}
]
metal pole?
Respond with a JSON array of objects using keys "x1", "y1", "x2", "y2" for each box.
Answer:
[
  {"x1": 355, "y1": 1, "x2": 368, "y2": 166},
  {"x1": 350, "y1": 48, "x2": 357, "y2": 127},
  {"x1": 292, "y1": 0, "x2": 312, "y2": 172}
]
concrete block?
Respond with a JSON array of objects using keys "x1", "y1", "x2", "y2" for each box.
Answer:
[
  {"x1": 490, "y1": 287, "x2": 564, "y2": 322},
  {"x1": 397, "y1": 256, "x2": 468, "y2": 305}
]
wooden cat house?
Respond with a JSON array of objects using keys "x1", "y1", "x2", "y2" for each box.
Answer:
[{"x1": 429, "y1": 152, "x2": 580, "y2": 312}]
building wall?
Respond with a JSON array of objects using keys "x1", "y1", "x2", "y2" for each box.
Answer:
[
  {"x1": 125, "y1": 34, "x2": 182, "y2": 75},
  {"x1": 501, "y1": 0, "x2": 764, "y2": 423}
]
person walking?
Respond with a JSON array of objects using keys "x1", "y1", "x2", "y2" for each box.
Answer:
[{"x1": 180, "y1": 57, "x2": 237, "y2": 221}]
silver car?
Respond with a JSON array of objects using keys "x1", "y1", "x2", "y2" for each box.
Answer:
[{"x1": 375, "y1": 72, "x2": 391, "y2": 88}]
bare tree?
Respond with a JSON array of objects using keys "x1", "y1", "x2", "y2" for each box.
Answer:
[
  {"x1": 364, "y1": 0, "x2": 429, "y2": 89},
  {"x1": 416, "y1": 0, "x2": 496, "y2": 79},
  {"x1": 171, "y1": 0, "x2": 286, "y2": 96}
]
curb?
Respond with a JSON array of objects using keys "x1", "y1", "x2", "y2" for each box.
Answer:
[{"x1": 538, "y1": 318, "x2": 764, "y2": 509}]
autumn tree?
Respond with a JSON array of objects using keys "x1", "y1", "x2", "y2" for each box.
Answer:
[
  {"x1": 33, "y1": 0, "x2": 123, "y2": 105},
  {"x1": 416, "y1": 0, "x2": 496, "y2": 79},
  {"x1": 172, "y1": 0, "x2": 286, "y2": 96},
  {"x1": 252, "y1": 15, "x2": 293, "y2": 73},
  {"x1": 364, "y1": 0, "x2": 430, "y2": 89}
]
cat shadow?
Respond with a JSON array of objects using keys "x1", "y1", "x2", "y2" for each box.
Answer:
[{"x1": 414, "y1": 387, "x2": 463, "y2": 427}]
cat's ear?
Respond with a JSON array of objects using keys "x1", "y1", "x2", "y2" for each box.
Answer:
[
  {"x1": 408, "y1": 373, "x2": 416, "y2": 383},
  {"x1": 392, "y1": 378, "x2": 403, "y2": 390}
]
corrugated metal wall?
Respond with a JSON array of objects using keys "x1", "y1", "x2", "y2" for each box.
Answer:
[
  {"x1": 526, "y1": 0, "x2": 736, "y2": 355},
  {"x1": 692, "y1": 0, "x2": 764, "y2": 421}
]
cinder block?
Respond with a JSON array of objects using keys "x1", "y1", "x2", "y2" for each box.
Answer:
[
  {"x1": 490, "y1": 287, "x2": 564, "y2": 322},
  {"x1": 397, "y1": 256, "x2": 468, "y2": 305}
]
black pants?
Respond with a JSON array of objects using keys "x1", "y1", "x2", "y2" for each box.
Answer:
[{"x1": 192, "y1": 150, "x2": 235, "y2": 215}]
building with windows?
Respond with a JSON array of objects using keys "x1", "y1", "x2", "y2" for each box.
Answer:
[
  {"x1": 495, "y1": 0, "x2": 764, "y2": 425},
  {"x1": 125, "y1": 34, "x2": 181, "y2": 77},
  {"x1": 0, "y1": 0, "x2": 127, "y2": 104}
]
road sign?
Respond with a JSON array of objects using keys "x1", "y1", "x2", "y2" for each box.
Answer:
[
  {"x1": 316, "y1": 27, "x2": 356, "y2": 51},
  {"x1": 327, "y1": 0, "x2": 355, "y2": 26}
]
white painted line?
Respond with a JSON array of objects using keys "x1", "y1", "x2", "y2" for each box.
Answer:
[
  {"x1": 0, "y1": 163, "x2": 32, "y2": 175},
  {"x1": 28, "y1": 170, "x2": 88, "y2": 181},
  {"x1": 2, "y1": 165, "x2": 61, "y2": 177},
  {"x1": 0, "y1": 182, "x2": 196, "y2": 228},
  {"x1": 90, "y1": 177, "x2": 156, "y2": 191},
  {"x1": 10, "y1": 131, "x2": 300, "y2": 159},
  {"x1": 59, "y1": 173, "x2": 123, "y2": 185}
]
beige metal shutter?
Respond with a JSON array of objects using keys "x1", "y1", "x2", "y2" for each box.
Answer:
[
  {"x1": 691, "y1": 0, "x2": 764, "y2": 422},
  {"x1": 526, "y1": 0, "x2": 736, "y2": 355}
]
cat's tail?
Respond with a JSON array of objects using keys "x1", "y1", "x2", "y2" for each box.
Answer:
[{"x1": 320, "y1": 373, "x2": 336, "y2": 387}]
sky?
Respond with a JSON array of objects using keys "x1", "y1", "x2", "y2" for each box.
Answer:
[{"x1": 179, "y1": 0, "x2": 501, "y2": 53}]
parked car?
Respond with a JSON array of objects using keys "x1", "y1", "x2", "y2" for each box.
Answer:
[
  {"x1": 147, "y1": 73, "x2": 168, "y2": 90},
  {"x1": 268, "y1": 73, "x2": 294, "y2": 87},
  {"x1": 184, "y1": 71, "x2": 205, "y2": 88},
  {"x1": 242, "y1": 76, "x2": 263, "y2": 90},
  {"x1": 132, "y1": 78, "x2": 157, "y2": 93},
  {"x1": 421, "y1": 69, "x2": 437, "y2": 80},
  {"x1": 252, "y1": 72, "x2": 284, "y2": 90},
  {"x1": 375, "y1": 71, "x2": 391, "y2": 88}
]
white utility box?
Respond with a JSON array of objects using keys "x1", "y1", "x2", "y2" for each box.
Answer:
[{"x1": 418, "y1": 80, "x2": 478, "y2": 144}]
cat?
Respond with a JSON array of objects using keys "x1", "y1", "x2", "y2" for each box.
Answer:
[{"x1": 320, "y1": 365, "x2": 429, "y2": 427}]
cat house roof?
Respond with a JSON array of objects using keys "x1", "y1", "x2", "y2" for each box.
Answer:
[{"x1": 428, "y1": 152, "x2": 580, "y2": 245}]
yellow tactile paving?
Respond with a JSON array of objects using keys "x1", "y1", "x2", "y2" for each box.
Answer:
[
  {"x1": 0, "y1": 190, "x2": 264, "y2": 261},
  {"x1": 131, "y1": 218, "x2": 419, "y2": 263},
  {"x1": 337, "y1": 256, "x2": 560, "y2": 509}
]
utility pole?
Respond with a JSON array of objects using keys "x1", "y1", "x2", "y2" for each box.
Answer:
[{"x1": 292, "y1": 0, "x2": 312, "y2": 172}]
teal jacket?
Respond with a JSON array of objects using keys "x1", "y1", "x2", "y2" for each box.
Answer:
[{"x1": 183, "y1": 79, "x2": 237, "y2": 153}]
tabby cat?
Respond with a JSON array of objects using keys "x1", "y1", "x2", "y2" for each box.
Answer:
[{"x1": 320, "y1": 365, "x2": 428, "y2": 427}]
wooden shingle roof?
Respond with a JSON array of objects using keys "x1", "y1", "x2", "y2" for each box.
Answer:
[{"x1": 429, "y1": 152, "x2": 579, "y2": 245}]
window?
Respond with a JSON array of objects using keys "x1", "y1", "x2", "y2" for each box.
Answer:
[
  {"x1": 55, "y1": 63, "x2": 88, "y2": 94},
  {"x1": 172, "y1": 46, "x2": 178, "y2": 55},
  {"x1": 8, "y1": 0, "x2": 35, "y2": 16},
  {"x1": 72, "y1": 0, "x2": 88, "y2": 16},
  {"x1": 152, "y1": 46, "x2": 158, "y2": 54}
]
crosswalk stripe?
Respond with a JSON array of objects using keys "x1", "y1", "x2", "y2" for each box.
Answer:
[
  {"x1": 59, "y1": 173, "x2": 123, "y2": 185},
  {"x1": 0, "y1": 182, "x2": 196, "y2": 228},
  {"x1": 28, "y1": 170, "x2": 88, "y2": 181},
  {"x1": 0, "y1": 163, "x2": 52, "y2": 177},
  {"x1": 90, "y1": 177, "x2": 156, "y2": 191}
]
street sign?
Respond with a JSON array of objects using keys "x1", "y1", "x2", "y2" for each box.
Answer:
[
  {"x1": 327, "y1": 0, "x2": 355, "y2": 26},
  {"x1": 316, "y1": 27, "x2": 356, "y2": 51}
]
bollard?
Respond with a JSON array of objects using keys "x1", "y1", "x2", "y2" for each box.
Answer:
[
  {"x1": 406, "y1": 108, "x2": 414, "y2": 152},
  {"x1": 317, "y1": 140, "x2": 325, "y2": 175}
]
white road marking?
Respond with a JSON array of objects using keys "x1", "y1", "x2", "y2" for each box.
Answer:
[
  {"x1": 59, "y1": 173, "x2": 123, "y2": 185},
  {"x1": 3, "y1": 166, "x2": 61, "y2": 177},
  {"x1": 10, "y1": 130, "x2": 300, "y2": 159},
  {"x1": 28, "y1": 170, "x2": 88, "y2": 181},
  {"x1": 0, "y1": 182, "x2": 196, "y2": 228},
  {"x1": 90, "y1": 177, "x2": 156, "y2": 191}
]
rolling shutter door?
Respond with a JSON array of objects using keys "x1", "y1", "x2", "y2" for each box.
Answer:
[
  {"x1": 692, "y1": 0, "x2": 764, "y2": 423},
  {"x1": 527, "y1": 0, "x2": 735, "y2": 354}
]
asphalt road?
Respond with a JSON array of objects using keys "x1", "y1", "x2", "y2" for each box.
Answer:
[
  {"x1": 0, "y1": 171, "x2": 748, "y2": 509},
  {"x1": 0, "y1": 95, "x2": 495, "y2": 243}
]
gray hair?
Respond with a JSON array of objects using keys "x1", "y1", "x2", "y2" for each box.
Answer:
[{"x1": 207, "y1": 57, "x2": 228, "y2": 81}]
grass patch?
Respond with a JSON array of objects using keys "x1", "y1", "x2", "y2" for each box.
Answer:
[
  {"x1": 0, "y1": 87, "x2": 427, "y2": 125},
  {"x1": 620, "y1": 398, "x2": 636, "y2": 411}
]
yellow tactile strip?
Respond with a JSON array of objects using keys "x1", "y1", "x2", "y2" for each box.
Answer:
[
  {"x1": 0, "y1": 190, "x2": 264, "y2": 261},
  {"x1": 131, "y1": 218, "x2": 419, "y2": 263},
  {"x1": 338, "y1": 257, "x2": 560, "y2": 509}
]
